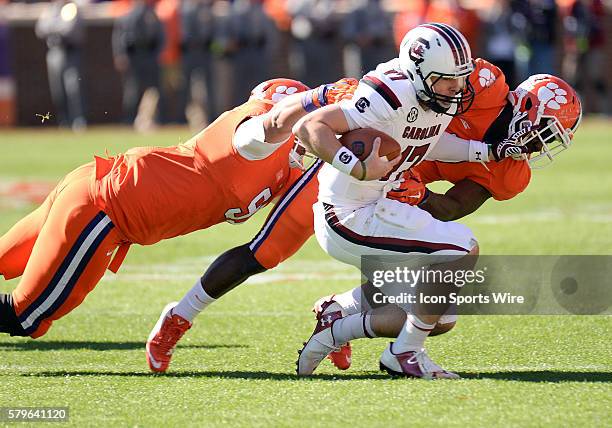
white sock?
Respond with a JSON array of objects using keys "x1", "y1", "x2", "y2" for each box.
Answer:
[
  {"x1": 334, "y1": 287, "x2": 363, "y2": 316},
  {"x1": 173, "y1": 280, "x2": 216, "y2": 322},
  {"x1": 331, "y1": 312, "x2": 376, "y2": 345},
  {"x1": 393, "y1": 314, "x2": 434, "y2": 353}
]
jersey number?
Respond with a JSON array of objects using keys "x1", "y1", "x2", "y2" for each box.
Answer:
[
  {"x1": 381, "y1": 144, "x2": 430, "y2": 181},
  {"x1": 384, "y1": 69, "x2": 408, "y2": 81},
  {"x1": 224, "y1": 188, "x2": 272, "y2": 224}
]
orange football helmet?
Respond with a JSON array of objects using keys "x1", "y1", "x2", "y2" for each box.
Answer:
[
  {"x1": 508, "y1": 74, "x2": 582, "y2": 169},
  {"x1": 249, "y1": 78, "x2": 310, "y2": 104}
]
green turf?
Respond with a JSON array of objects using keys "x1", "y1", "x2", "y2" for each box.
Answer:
[{"x1": 0, "y1": 122, "x2": 611, "y2": 427}]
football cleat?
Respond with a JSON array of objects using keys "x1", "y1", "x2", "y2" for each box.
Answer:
[
  {"x1": 379, "y1": 342, "x2": 460, "y2": 380},
  {"x1": 296, "y1": 300, "x2": 343, "y2": 376},
  {"x1": 146, "y1": 302, "x2": 192, "y2": 373},
  {"x1": 328, "y1": 343, "x2": 352, "y2": 370},
  {"x1": 312, "y1": 295, "x2": 352, "y2": 370}
]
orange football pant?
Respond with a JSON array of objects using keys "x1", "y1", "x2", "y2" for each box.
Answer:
[
  {"x1": 250, "y1": 160, "x2": 322, "y2": 269},
  {"x1": 0, "y1": 163, "x2": 125, "y2": 338}
]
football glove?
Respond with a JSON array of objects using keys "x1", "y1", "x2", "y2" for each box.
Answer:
[
  {"x1": 386, "y1": 169, "x2": 430, "y2": 206},
  {"x1": 489, "y1": 126, "x2": 540, "y2": 162},
  {"x1": 322, "y1": 77, "x2": 359, "y2": 105}
]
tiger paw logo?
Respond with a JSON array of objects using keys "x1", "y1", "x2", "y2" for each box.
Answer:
[
  {"x1": 270, "y1": 85, "x2": 300, "y2": 103},
  {"x1": 478, "y1": 68, "x2": 496, "y2": 88},
  {"x1": 537, "y1": 82, "x2": 568, "y2": 110}
]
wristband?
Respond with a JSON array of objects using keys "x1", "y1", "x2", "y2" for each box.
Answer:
[
  {"x1": 301, "y1": 86, "x2": 328, "y2": 112},
  {"x1": 468, "y1": 140, "x2": 489, "y2": 162},
  {"x1": 332, "y1": 147, "x2": 359, "y2": 176},
  {"x1": 417, "y1": 188, "x2": 431, "y2": 207}
]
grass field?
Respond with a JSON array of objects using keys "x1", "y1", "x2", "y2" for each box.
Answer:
[{"x1": 0, "y1": 122, "x2": 611, "y2": 427}]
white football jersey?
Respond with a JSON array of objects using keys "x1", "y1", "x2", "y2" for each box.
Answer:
[{"x1": 318, "y1": 58, "x2": 455, "y2": 208}]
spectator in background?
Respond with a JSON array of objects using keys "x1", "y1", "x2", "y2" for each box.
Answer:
[
  {"x1": 287, "y1": 0, "x2": 342, "y2": 87},
  {"x1": 229, "y1": 0, "x2": 277, "y2": 106},
  {"x1": 178, "y1": 0, "x2": 216, "y2": 127},
  {"x1": 516, "y1": 0, "x2": 558, "y2": 76},
  {"x1": 208, "y1": 0, "x2": 238, "y2": 115},
  {"x1": 481, "y1": 0, "x2": 519, "y2": 87},
  {"x1": 35, "y1": 0, "x2": 86, "y2": 131},
  {"x1": 563, "y1": 0, "x2": 608, "y2": 114},
  {"x1": 0, "y1": 8, "x2": 15, "y2": 126},
  {"x1": 156, "y1": 0, "x2": 181, "y2": 123},
  {"x1": 112, "y1": 0, "x2": 165, "y2": 126},
  {"x1": 263, "y1": 0, "x2": 293, "y2": 76},
  {"x1": 341, "y1": 0, "x2": 395, "y2": 77},
  {"x1": 393, "y1": 0, "x2": 480, "y2": 53}
]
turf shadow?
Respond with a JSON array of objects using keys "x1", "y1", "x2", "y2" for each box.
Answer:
[
  {"x1": 0, "y1": 341, "x2": 247, "y2": 351},
  {"x1": 25, "y1": 370, "x2": 389, "y2": 381},
  {"x1": 457, "y1": 370, "x2": 612, "y2": 383}
]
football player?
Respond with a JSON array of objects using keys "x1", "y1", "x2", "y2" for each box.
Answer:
[
  {"x1": 292, "y1": 22, "x2": 507, "y2": 379},
  {"x1": 0, "y1": 77, "x2": 386, "y2": 342},
  {"x1": 312, "y1": 72, "x2": 583, "y2": 372},
  {"x1": 146, "y1": 25, "x2": 539, "y2": 374}
]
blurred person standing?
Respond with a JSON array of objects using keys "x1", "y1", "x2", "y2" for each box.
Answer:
[
  {"x1": 209, "y1": 0, "x2": 238, "y2": 115},
  {"x1": 156, "y1": 0, "x2": 182, "y2": 123},
  {"x1": 112, "y1": 0, "x2": 165, "y2": 125},
  {"x1": 515, "y1": 0, "x2": 558, "y2": 76},
  {"x1": 341, "y1": 0, "x2": 395, "y2": 76},
  {"x1": 286, "y1": 0, "x2": 342, "y2": 87},
  {"x1": 229, "y1": 0, "x2": 278, "y2": 106},
  {"x1": 35, "y1": 0, "x2": 86, "y2": 130},
  {"x1": 178, "y1": 0, "x2": 216, "y2": 127},
  {"x1": 263, "y1": 0, "x2": 293, "y2": 76},
  {"x1": 481, "y1": 0, "x2": 519, "y2": 87},
  {"x1": 562, "y1": 0, "x2": 609, "y2": 114},
  {"x1": 392, "y1": 0, "x2": 480, "y2": 53}
]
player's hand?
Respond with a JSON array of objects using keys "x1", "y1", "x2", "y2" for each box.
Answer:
[
  {"x1": 386, "y1": 169, "x2": 430, "y2": 205},
  {"x1": 322, "y1": 78, "x2": 359, "y2": 105},
  {"x1": 491, "y1": 126, "x2": 542, "y2": 162},
  {"x1": 356, "y1": 137, "x2": 400, "y2": 181},
  {"x1": 489, "y1": 127, "x2": 539, "y2": 161}
]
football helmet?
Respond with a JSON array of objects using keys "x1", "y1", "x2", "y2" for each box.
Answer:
[
  {"x1": 508, "y1": 74, "x2": 582, "y2": 169},
  {"x1": 398, "y1": 23, "x2": 475, "y2": 116},
  {"x1": 250, "y1": 78, "x2": 311, "y2": 169},
  {"x1": 249, "y1": 78, "x2": 310, "y2": 104}
]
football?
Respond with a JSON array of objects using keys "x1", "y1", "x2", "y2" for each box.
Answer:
[{"x1": 338, "y1": 128, "x2": 401, "y2": 161}]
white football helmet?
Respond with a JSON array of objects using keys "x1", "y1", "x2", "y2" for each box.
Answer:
[
  {"x1": 399, "y1": 23, "x2": 475, "y2": 116},
  {"x1": 508, "y1": 74, "x2": 582, "y2": 169}
]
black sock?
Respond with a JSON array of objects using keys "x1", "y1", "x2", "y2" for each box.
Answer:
[{"x1": 0, "y1": 293, "x2": 28, "y2": 336}]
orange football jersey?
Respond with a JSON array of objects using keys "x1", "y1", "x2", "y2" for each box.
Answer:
[
  {"x1": 414, "y1": 58, "x2": 531, "y2": 201},
  {"x1": 92, "y1": 99, "x2": 296, "y2": 245}
]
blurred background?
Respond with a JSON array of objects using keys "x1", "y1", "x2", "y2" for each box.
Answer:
[{"x1": 0, "y1": 0, "x2": 610, "y2": 131}]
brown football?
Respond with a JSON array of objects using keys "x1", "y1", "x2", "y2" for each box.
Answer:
[{"x1": 338, "y1": 128, "x2": 401, "y2": 161}]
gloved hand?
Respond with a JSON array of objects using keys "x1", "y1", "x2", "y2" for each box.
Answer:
[{"x1": 386, "y1": 169, "x2": 430, "y2": 205}]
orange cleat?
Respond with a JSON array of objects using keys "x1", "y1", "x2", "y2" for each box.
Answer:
[
  {"x1": 146, "y1": 302, "x2": 192, "y2": 373},
  {"x1": 327, "y1": 342, "x2": 352, "y2": 370},
  {"x1": 312, "y1": 295, "x2": 353, "y2": 371}
]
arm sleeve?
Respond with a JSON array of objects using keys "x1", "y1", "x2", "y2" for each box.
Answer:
[
  {"x1": 426, "y1": 132, "x2": 490, "y2": 163},
  {"x1": 232, "y1": 115, "x2": 287, "y2": 160}
]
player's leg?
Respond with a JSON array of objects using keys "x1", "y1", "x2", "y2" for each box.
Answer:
[
  {"x1": 0, "y1": 191, "x2": 55, "y2": 281},
  {"x1": 146, "y1": 160, "x2": 322, "y2": 372},
  {"x1": 0, "y1": 165, "x2": 121, "y2": 338},
  {"x1": 298, "y1": 198, "x2": 476, "y2": 377}
]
